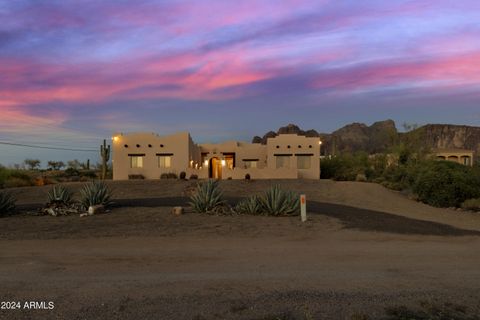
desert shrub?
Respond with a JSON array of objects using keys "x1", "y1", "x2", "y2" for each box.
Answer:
[
  {"x1": 234, "y1": 195, "x2": 261, "y2": 215},
  {"x1": 0, "y1": 167, "x2": 33, "y2": 188},
  {"x1": 245, "y1": 173, "x2": 251, "y2": 180},
  {"x1": 179, "y1": 171, "x2": 186, "y2": 179},
  {"x1": 378, "y1": 165, "x2": 410, "y2": 191},
  {"x1": 0, "y1": 168, "x2": 34, "y2": 188},
  {"x1": 160, "y1": 172, "x2": 178, "y2": 179},
  {"x1": 0, "y1": 191, "x2": 16, "y2": 215},
  {"x1": 355, "y1": 173, "x2": 367, "y2": 182},
  {"x1": 412, "y1": 161, "x2": 480, "y2": 207},
  {"x1": 259, "y1": 185, "x2": 299, "y2": 216},
  {"x1": 79, "y1": 181, "x2": 112, "y2": 209},
  {"x1": 189, "y1": 174, "x2": 198, "y2": 180},
  {"x1": 47, "y1": 185, "x2": 73, "y2": 204},
  {"x1": 128, "y1": 174, "x2": 144, "y2": 180},
  {"x1": 461, "y1": 198, "x2": 480, "y2": 211},
  {"x1": 3, "y1": 177, "x2": 34, "y2": 188},
  {"x1": 81, "y1": 170, "x2": 97, "y2": 178},
  {"x1": 189, "y1": 180, "x2": 226, "y2": 213},
  {"x1": 0, "y1": 165, "x2": 9, "y2": 185},
  {"x1": 320, "y1": 153, "x2": 370, "y2": 181},
  {"x1": 64, "y1": 167, "x2": 80, "y2": 177}
]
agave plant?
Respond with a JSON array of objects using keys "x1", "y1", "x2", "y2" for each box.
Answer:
[
  {"x1": 79, "y1": 181, "x2": 112, "y2": 209},
  {"x1": 0, "y1": 191, "x2": 16, "y2": 216},
  {"x1": 189, "y1": 179, "x2": 225, "y2": 213},
  {"x1": 259, "y1": 185, "x2": 299, "y2": 216},
  {"x1": 234, "y1": 195, "x2": 261, "y2": 215},
  {"x1": 47, "y1": 185, "x2": 73, "y2": 204}
]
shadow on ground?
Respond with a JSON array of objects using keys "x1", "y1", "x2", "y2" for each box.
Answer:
[
  {"x1": 14, "y1": 196, "x2": 479, "y2": 237},
  {"x1": 103, "y1": 197, "x2": 480, "y2": 237}
]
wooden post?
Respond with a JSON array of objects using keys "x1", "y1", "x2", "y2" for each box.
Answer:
[{"x1": 300, "y1": 194, "x2": 307, "y2": 222}]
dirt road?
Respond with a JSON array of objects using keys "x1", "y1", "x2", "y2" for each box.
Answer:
[
  {"x1": 1, "y1": 180, "x2": 480, "y2": 319},
  {"x1": 1, "y1": 211, "x2": 480, "y2": 319}
]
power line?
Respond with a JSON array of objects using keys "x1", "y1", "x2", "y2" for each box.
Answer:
[{"x1": 0, "y1": 141, "x2": 98, "y2": 152}]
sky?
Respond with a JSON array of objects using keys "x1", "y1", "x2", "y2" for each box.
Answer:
[{"x1": 1, "y1": 0, "x2": 480, "y2": 166}]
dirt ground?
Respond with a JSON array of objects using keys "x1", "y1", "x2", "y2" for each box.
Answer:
[{"x1": 1, "y1": 180, "x2": 480, "y2": 319}]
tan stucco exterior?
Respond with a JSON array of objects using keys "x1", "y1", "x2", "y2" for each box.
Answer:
[
  {"x1": 434, "y1": 148, "x2": 474, "y2": 166},
  {"x1": 112, "y1": 132, "x2": 321, "y2": 180}
]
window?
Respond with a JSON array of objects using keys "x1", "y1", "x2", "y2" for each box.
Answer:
[
  {"x1": 158, "y1": 155, "x2": 172, "y2": 168},
  {"x1": 244, "y1": 160, "x2": 258, "y2": 168},
  {"x1": 130, "y1": 155, "x2": 144, "y2": 168},
  {"x1": 297, "y1": 155, "x2": 312, "y2": 169},
  {"x1": 276, "y1": 155, "x2": 291, "y2": 168}
]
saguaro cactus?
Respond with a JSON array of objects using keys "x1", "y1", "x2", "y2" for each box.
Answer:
[{"x1": 100, "y1": 139, "x2": 111, "y2": 180}]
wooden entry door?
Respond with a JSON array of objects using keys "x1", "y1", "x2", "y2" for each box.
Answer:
[{"x1": 209, "y1": 157, "x2": 222, "y2": 179}]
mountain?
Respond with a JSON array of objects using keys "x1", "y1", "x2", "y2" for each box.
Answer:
[
  {"x1": 407, "y1": 124, "x2": 480, "y2": 154},
  {"x1": 252, "y1": 120, "x2": 480, "y2": 155}
]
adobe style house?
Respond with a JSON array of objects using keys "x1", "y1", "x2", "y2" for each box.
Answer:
[
  {"x1": 112, "y1": 132, "x2": 321, "y2": 180},
  {"x1": 434, "y1": 148, "x2": 475, "y2": 166}
]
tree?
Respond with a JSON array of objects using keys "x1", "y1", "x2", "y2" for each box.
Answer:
[
  {"x1": 67, "y1": 159, "x2": 81, "y2": 170},
  {"x1": 47, "y1": 161, "x2": 65, "y2": 171},
  {"x1": 24, "y1": 159, "x2": 41, "y2": 170}
]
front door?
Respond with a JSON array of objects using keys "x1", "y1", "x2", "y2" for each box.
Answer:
[{"x1": 209, "y1": 157, "x2": 222, "y2": 179}]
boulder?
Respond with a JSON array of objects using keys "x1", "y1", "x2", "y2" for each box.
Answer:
[
  {"x1": 88, "y1": 204, "x2": 105, "y2": 215},
  {"x1": 172, "y1": 206, "x2": 184, "y2": 215}
]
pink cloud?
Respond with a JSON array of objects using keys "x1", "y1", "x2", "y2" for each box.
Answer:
[{"x1": 312, "y1": 51, "x2": 480, "y2": 92}]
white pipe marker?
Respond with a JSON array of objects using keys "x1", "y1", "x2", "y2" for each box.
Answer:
[{"x1": 300, "y1": 194, "x2": 307, "y2": 222}]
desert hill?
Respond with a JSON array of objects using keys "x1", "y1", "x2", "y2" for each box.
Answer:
[{"x1": 252, "y1": 120, "x2": 480, "y2": 155}]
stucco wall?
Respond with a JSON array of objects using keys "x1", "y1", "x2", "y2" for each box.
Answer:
[
  {"x1": 113, "y1": 132, "x2": 321, "y2": 180},
  {"x1": 113, "y1": 132, "x2": 193, "y2": 180},
  {"x1": 266, "y1": 134, "x2": 321, "y2": 179}
]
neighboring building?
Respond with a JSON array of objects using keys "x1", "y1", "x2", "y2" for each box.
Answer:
[
  {"x1": 434, "y1": 148, "x2": 474, "y2": 166},
  {"x1": 112, "y1": 132, "x2": 321, "y2": 180}
]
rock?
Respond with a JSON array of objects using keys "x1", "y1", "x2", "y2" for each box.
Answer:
[
  {"x1": 172, "y1": 206, "x2": 184, "y2": 215},
  {"x1": 88, "y1": 205, "x2": 105, "y2": 215},
  {"x1": 251, "y1": 136, "x2": 263, "y2": 144},
  {"x1": 80, "y1": 213, "x2": 89, "y2": 217}
]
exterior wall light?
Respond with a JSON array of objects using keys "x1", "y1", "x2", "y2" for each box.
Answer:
[
  {"x1": 204, "y1": 160, "x2": 209, "y2": 167},
  {"x1": 112, "y1": 136, "x2": 119, "y2": 142},
  {"x1": 221, "y1": 160, "x2": 226, "y2": 166}
]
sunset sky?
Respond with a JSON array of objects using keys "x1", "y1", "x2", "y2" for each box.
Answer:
[{"x1": 1, "y1": 0, "x2": 480, "y2": 165}]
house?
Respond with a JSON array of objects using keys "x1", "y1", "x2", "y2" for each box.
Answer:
[
  {"x1": 112, "y1": 131, "x2": 321, "y2": 180},
  {"x1": 434, "y1": 148, "x2": 474, "y2": 166}
]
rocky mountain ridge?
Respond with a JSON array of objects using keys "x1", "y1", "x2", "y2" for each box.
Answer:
[{"x1": 252, "y1": 121, "x2": 480, "y2": 155}]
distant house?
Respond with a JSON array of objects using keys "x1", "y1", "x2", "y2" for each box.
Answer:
[
  {"x1": 434, "y1": 148, "x2": 474, "y2": 166},
  {"x1": 112, "y1": 132, "x2": 321, "y2": 180}
]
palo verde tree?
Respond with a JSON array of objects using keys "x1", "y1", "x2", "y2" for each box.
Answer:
[
  {"x1": 24, "y1": 159, "x2": 41, "y2": 170},
  {"x1": 67, "y1": 159, "x2": 81, "y2": 170},
  {"x1": 100, "y1": 139, "x2": 111, "y2": 180},
  {"x1": 47, "y1": 161, "x2": 65, "y2": 171}
]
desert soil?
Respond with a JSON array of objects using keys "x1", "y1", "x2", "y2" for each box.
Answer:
[{"x1": 1, "y1": 180, "x2": 480, "y2": 319}]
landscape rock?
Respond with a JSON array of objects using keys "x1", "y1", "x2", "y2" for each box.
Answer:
[
  {"x1": 88, "y1": 205, "x2": 105, "y2": 215},
  {"x1": 172, "y1": 206, "x2": 184, "y2": 215},
  {"x1": 41, "y1": 201, "x2": 82, "y2": 216}
]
